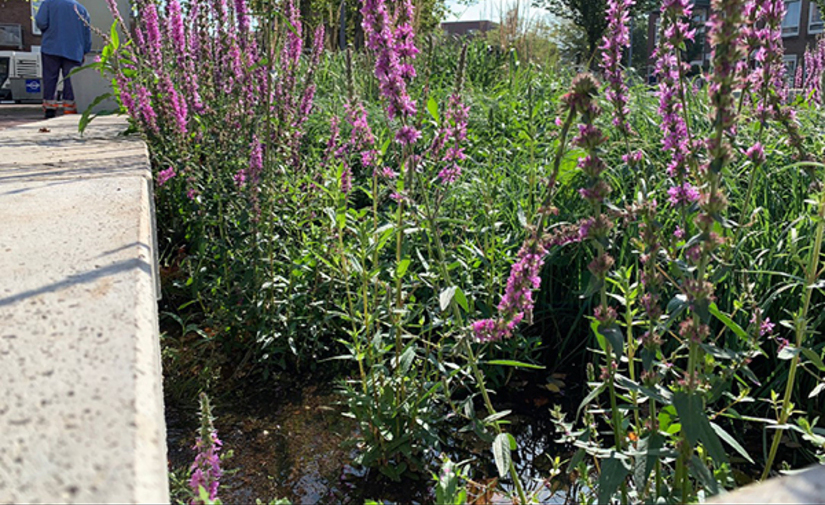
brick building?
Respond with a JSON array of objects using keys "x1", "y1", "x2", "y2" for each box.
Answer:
[
  {"x1": 647, "y1": 0, "x2": 824, "y2": 79},
  {"x1": 0, "y1": 0, "x2": 42, "y2": 52}
]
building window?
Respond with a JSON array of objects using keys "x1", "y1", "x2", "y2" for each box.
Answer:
[
  {"x1": 0, "y1": 24, "x2": 23, "y2": 49},
  {"x1": 810, "y1": 2, "x2": 824, "y2": 34},
  {"x1": 653, "y1": 16, "x2": 661, "y2": 47},
  {"x1": 784, "y1": 54, "x2": 798, "y2": 77},
  {"x1": 783, "y1": 0, "x2": 802, "y2": 36}
]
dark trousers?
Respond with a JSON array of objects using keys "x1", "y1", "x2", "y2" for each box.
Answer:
[{"x1": 42, "y1": 53, "x2": 80, "y2": 102}]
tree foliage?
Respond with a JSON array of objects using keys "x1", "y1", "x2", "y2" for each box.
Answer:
[{"x1": 534, "y1": 0, "x2": 655, "y2": 66}]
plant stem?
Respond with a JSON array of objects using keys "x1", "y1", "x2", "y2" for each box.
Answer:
[
  {"x1": 422, "y1": 186, "x2": 528, "y2": 504},
  {"x1": 762, "y1": 191, "x2": 825, "y2": 480}
]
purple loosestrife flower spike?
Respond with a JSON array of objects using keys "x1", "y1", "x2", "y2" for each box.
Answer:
[
  {"x1": 135, "y1": 85, "x2": 158, "y2": 134},
  {"x1": 654, "y1": 0, "x2": 695, "y2": 204},
  {"x1": 599, "y1": 0, "x2": 634, "y2": 135},
  {"x1": 749, "y1": 0, "x2": 787, "y2": 120},
  {"x1": 249, "y1": 136, "x2": 263, "y2": 182},
  {"x1": 104, "y1": 0, "x2": 128, "y2": 36},
  {"x1": 361, "y1": 0, "x2": 418, "y2": 122},
  {"x1": 234, "y1": 0, "x2": 250, "y2": 35},
  {"x1": 707, "y1": 0, "x2": 746, "y2": 172},
  {"x1": 324, "y1": 116, "x2": 341, "y2": 167},
  {"x1": 236, "y1": 137, "x2": 263, "y2": 188},
  {"x1": 471, "y1": 224, "x2": 584, "y2": 343},
  {"x1": 395, "y1": 125, "x2": 421, "y2": 145},
  {"x1": 340, "y1": 101, "x2": 377, "y2": 169},
  {"x1": 115, "y1": 74, "x2": 138, "y2": 119},
  {"x1": 472, "y1": 239, "x2": 546, "y2": 343},
  {"x1": 163, "y1": 76, "x2": 188, "y2": 135},
  {"x1": 212, "y1": 0, "x2": 228, "y2": 28},
  {"x1": 746, "y1": 142, "x2": 765, "y2": 164},
  {"x1": 141, "y1": 3, "x2": 162, "y2": 69},
  {"x1": 341, "y1": 163, "x2": 353, "y2": 194},
  {"x1": 189, "y1": 393, "x2": 222, "y2": 504},
  {"x1": 275, "y1": 0, "x2": 303, "y2": 122},
  {"x1": 167, "y1": 0, "x2": 186, "y2": 61},
  {"x1": 184, "y1": 10, "x2": 204, "y2": 114},
  {"x1": 434, "y1": 45, "x2": 469, "y2": 185}
]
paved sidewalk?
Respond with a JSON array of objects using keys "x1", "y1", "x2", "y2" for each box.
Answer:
[{"x1": 0, "y1": 104, "x2": 43, "y2": 131}]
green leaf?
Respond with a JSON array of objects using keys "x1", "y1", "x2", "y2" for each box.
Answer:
[
  {"x1": 482, "y1": 410, "x2": 513, "y2": 425},
  {"x1": 110, "y1": 21, "x2": 119, "y2": 51},
  {"x1": 708, "y1": 302, "x2": 748, "y2": 339},
  {"x1": 667, "y1": 294, "x2": 688, "y2": 315},
  {"x1": 577, "y1": 382, "x2": 606, "y2": 419},
  {"x1": 398, "y1": 345, "x2": 415, "y2": 375},
  {"x1": 614, "y1": 375, "x2": 671, "y2": 404},
  {"x1": 517, "y1": 203, "x2": 527, "y2": 228},
  {"x1": 453, "y1": 287, "x2": 469, "y2": 312},
  {"x1": 439, "y1": 286, "x2": 457, "y2": 311},
  {"x1": 492, "y1": 433, "x2": 514, "y2": 478},
  {"x1": 673, "y1": 392, "x2": 728, "y2": 465},
  {"x1": 809, "y1": 382, "x2": 825, "y2": 398},
  {"x1": 77, "y1": 93, "x2": 113, "y2": 134},
  {"x1": 689, "y1": 455, "x2": 720, "y2": 496},
  {"x1": 601, "y1": 326, "x2": 624, "y2": 358},
  {"x1": 591, "y1": 320, "x2": 623, "y2": 359},
  {"x1": 486, "y1": 359, "x2": 545, "y2": 370},
  {"x1": 643, "y1": 432, "x2": 665, "y2": 486},
  {"x1": 597, "y1": 457, "x2": 630, "y2": 505},
  {"x1": 778, "y1": 345, "x2": 801, "y2": 360},
  {"x1": 427, "y1": 96, "x2": 439, "y2": 121},
  {"x1": 395, "y1": 258, "x2": 411, "y2": 279},
  {"x1": 710, "y1": 422, "x2": 754, "y2": 464},
  {"x1": 801, "y1": 348, "x2": 825, "y2": 371}
]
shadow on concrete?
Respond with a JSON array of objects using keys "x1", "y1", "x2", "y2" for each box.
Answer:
[
  {"x1": 0, "y1": 257, "x2": 152, "y2": 308},
  {"x1": 0, "y1": 156, "x2": 150, "y2": 187},
  {"x1": 98, "y1": 242, "x2": 152, "y2": 258}
]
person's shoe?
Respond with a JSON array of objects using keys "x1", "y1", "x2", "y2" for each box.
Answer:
[
  {"x1": 62, "y1": 101, "x2": 78, "y2": 115},
  {"x1": 43, "y1": 100, "x2": 58, "y2": 119}
]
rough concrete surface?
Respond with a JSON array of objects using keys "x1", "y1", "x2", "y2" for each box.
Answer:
[
  {"x1": 0, "y1": 116, "x2": 169, "y2": 503},
  {"x1": 708, "y1": 464, "x2": 825, "y2": 503},
  {"x1": 0, "y1": 105, "x2": 43, "y2": 131}
]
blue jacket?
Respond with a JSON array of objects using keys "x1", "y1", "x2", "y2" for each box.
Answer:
[{"x1": 35, "y1": 0, "x2": 92, "y2": 63}]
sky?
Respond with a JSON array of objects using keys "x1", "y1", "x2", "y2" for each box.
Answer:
[{"x1": 444, "y1": 0, "x2": 555, "y2": 23}]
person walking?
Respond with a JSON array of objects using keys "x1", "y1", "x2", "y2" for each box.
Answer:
[{"x1": 35, "y1": 0, "x2": 91, "y2": 118}]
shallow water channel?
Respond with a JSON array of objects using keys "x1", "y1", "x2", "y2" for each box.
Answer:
[{"x1": 166, "y1": 379, "x2": 576, "y2": 504}]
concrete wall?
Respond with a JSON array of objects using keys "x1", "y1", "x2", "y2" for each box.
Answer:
[
  {"x1": 72, "y1": 53, "x2": 120, "y2": 114},
  {"x1": 85, "y1": 0, "x2": 131, "y2": 52},
  {"x1": 0, "y1": 115, "x2": 169, "y2": 504},
  {"x1": 72, "y1": 0, "x2": 131, "y2": 113},
  {"x1": 708, "y1": 464, "x2": 825, "y2": 503}
]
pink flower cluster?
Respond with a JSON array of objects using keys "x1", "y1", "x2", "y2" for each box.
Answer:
[
  {"x1": 472, "y1": 225, "x2": 583, "y2": 343},
  {"x1": 653, "y1": 0, "x2": 696, "y2": 205},
  {"x1": 599, "y1": 0, "x2": 634, "y2": 135},
  {"x1": 189, "y1": 429, "x2": 222, "y2": 503},
  {"x1": 433, "y1": 94, "x2": 470, "y2": 184},
  {"x1": 361, "y1": 0, "x2": 419, "y2": 137}
]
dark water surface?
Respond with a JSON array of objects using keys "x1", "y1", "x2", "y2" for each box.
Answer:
[{"x1": 165, "y1": 378, "x2": 576, "y2": 504}]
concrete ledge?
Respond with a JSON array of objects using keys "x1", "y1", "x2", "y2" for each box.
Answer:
[
  {"x1": 709, "y1": 464, "x2": 825, "y2": 503},
  {"x1": 0, "y1": 116, "x2": 169, "y2": 503}
]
